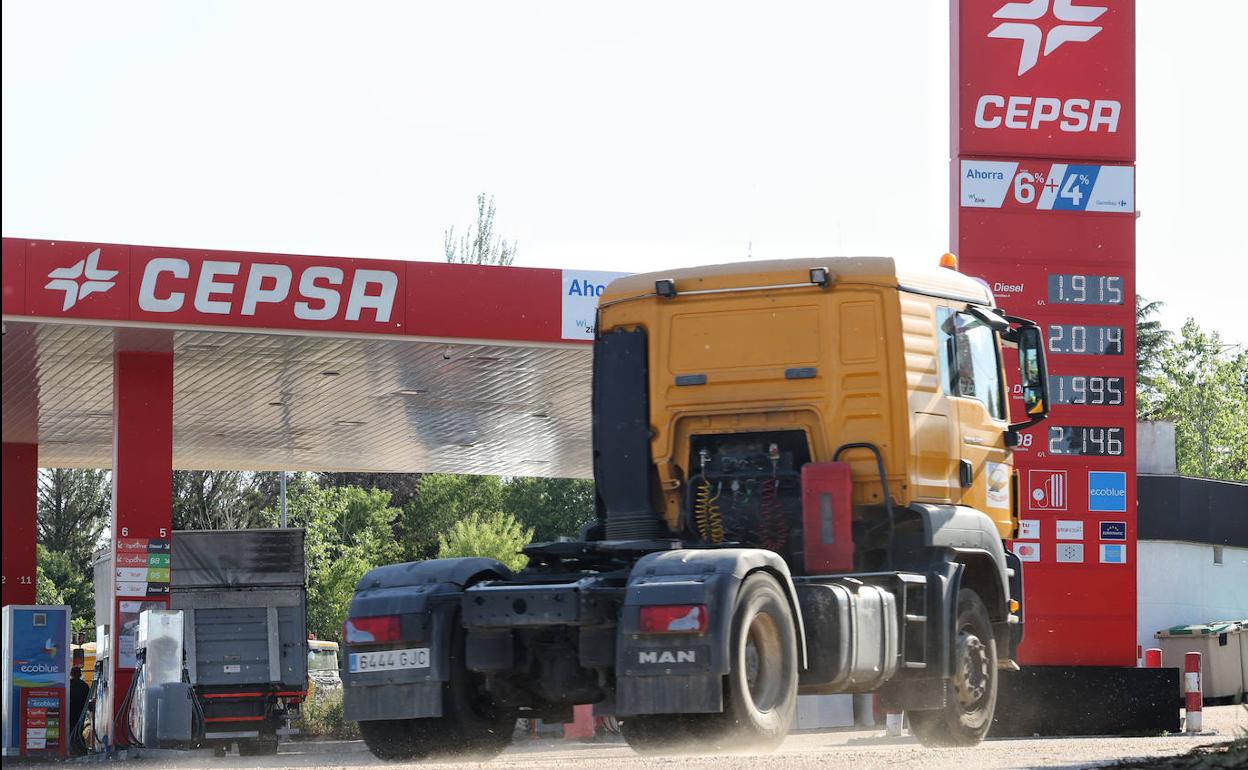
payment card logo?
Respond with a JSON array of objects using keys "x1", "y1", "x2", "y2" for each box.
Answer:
[
  {"x1": 1012, "y1": 542, "x2": 1040, "y2": 562},
  {"x1": 1088, "y1": 471, "x2": 1127, "y2": 512},
  {"x1": 1099, "y1": 521, "x2": 1126, "y2": 541},
  {"x1": 1100, "y1": 544, "x2": 1127, "y2": 564},
  {"x1": 1029, "y1": 469, "x2": 1067, "y2": 511}
]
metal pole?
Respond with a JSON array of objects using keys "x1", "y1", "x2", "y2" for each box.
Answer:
[{"x1": 279, "y1": 471, "x2": 287, "y2": 528}]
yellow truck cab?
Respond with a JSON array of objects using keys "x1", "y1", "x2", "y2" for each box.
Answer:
[{"x1": 597, "y1": 257, "x2": 1043, "y2": 544}]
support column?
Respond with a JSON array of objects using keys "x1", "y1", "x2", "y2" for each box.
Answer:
[
  {"x1": 1, "y1": 442, "x2": 38, "y2": 606},
  {"x1": 105, "y1": 350, "x2": 173, "y2": 747}
]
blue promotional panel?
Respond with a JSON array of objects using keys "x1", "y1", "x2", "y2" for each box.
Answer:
[
  {"x1": 1088, "y1": 471, "x2": 1128, "y2": 512},
  {"x1": 2, "y1": 605, "x2": 71, "y2": 758}
]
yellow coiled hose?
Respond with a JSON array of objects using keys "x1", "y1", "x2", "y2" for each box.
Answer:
[{"x1": 694, "y1": 476, "x2": 724, "y2": 544}]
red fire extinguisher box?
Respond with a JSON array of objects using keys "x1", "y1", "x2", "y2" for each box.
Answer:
[{"x1": 801, "y1": 462, "x2": 854, "y2": 574}]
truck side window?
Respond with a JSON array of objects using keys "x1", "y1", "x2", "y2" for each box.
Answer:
[{"x1": 937, "y1": 307, "x2": 1005, "y2": 421}]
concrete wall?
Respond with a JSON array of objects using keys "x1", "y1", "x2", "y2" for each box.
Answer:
[
  {"x1": 1137, "y1": 421, "x2": 1177, "y2": 475},
  {"x1": 1137, "y1": 540, "x2": 1248, "y2": 654}
]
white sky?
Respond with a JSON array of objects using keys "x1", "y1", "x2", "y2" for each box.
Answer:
[{"x1": 2, "y1": 1, "x2": 1245, "y2": 344}]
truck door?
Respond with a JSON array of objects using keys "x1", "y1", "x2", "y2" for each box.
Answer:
[{"x1": 937, "y1": 308, "x2": 1011, "y2": 522}]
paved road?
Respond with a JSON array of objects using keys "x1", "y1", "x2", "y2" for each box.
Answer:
[{"x1": 49, "y1": 705, "x2": 1248, "y2": 770}]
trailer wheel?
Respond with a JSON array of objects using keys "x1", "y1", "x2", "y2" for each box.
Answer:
[{"x1": 910, "y1": 588, "x2": 999, "y2": 747}]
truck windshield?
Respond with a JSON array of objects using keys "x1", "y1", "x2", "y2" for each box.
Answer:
[{"x1": 308, "y1": 649, "x2": 339, "y2": 671}]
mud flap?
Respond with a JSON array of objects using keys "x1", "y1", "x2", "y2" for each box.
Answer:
[
  {"x1": 614, "y1": 548, "x2": 804, "y2": 716},
  {"x1": 343, "y1": 557, "x2": 511, "y2": 722}
]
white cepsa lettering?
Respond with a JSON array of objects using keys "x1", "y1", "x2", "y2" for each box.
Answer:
[
  {"x1": 974, "y1": 95, "x2": 1121, "y2": 133},
  {"x1": 137, "y1": 258, "x2": 398, "y2": 322}
]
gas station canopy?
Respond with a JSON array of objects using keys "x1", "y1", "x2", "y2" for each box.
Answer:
[{"x1": 1, "y1": 237, "x2": 611, "y2": 477}]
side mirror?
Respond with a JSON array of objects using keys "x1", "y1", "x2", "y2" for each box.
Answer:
[{"x1": 1009, "y1": 322, "x2": 1050, "y2": 435}]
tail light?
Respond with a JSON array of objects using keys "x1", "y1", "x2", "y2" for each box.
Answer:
[
  {"x1": 640, "y1": 605, "x2": 708, "y2": 634},
  {"x1": 344, "y1": 615, "x2": 401, "y2": 644}
]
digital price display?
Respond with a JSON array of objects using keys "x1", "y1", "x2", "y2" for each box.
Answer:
[
  {"x1": 1048, "y1": 324, "x2": 1124, "y2": 355},
  {"x1": 1047, "y1": 274, "x2": 1124, "y2": 305},
  {"x1": 1048, "y1": 425, "x2": 1126, "y2": 456},
  {"x1": 1051, "y1": 375, "x2": 1125, "y2": 405}
]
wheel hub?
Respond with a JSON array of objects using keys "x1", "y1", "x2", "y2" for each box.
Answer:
[{"x1": 953, "y1": 630, "x2": 989, "y2": 711}]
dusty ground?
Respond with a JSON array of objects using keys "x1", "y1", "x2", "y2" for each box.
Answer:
[{"x1": 44, "y1": 705, "x2": 1248, "y2": 770}]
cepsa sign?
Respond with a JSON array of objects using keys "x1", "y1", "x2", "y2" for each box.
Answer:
[
  {"x1": 2, "y1": 238, "x2": 591, "y2": 344},
  {"x1": 953, "y1": 0, "x2": 1135, "y2": 161},
  {"x1": 15, "y1": 241, "x2": 405, "y2": 334}
]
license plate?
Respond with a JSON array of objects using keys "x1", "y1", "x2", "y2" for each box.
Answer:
[{"x1": 348, "y1": 647, "x2": 430, "y2": 673}]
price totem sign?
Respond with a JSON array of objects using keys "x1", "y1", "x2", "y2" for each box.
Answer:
[
  {"x1": 2, "y1": 606, "x2": 71, "y2": 758},
  {"x1": 952, "y1": 0, "x2": 1137, "y2": 666}
]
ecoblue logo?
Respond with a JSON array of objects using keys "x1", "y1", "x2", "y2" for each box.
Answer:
[
  {"x1": 1087, "y1": 471, "x2": 1127, "y2": 512},
  {"x1": 1100, "y1": 544, "x2": 1126, "y2": 564},
  {"x1": 1099, "y1": 521, "x2": 1126, "y2": 541}
]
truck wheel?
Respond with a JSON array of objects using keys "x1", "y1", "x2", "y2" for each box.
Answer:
[
  {"x1": 360, "y1": 719, "x2": 424, "y2": 760},
  {"x1": 358, "y1": 620, "x2": 515, "y2": 762},
  {"x1": 711, "y1": 572, "x2": 799, "y2": 750},
  {"x1": 620, "y1": 714, "x2": 700, "y2": 754},
  {"x1": 910, "y1": 588, "x2": 999, "y2": 747}
]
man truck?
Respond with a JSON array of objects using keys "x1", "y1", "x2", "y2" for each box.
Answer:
[{"x1": 341, "y1": 256, "x2": 1051, "y2": 758}]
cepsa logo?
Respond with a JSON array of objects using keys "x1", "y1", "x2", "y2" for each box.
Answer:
[
  {"x1": 956, "y1": 0, "x2": 1133, "y2": 160},
  {"x1": 136, "y1": 257, "x2": 399, "y2": 324}
]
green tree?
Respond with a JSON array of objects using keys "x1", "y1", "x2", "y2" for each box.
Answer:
[
  {"x1": 436, "y1": 511, "x2": 532, "y2": 573},
  {"x1": 278, "y1": 484, "x2": 403, "y2": 641},
  {"x1": 1136, "y1": 295, "x2": 1172, "y2": 403},
  {"x1": 172, "y1": 470, "x2": 267, "y2": 530},
  {"x1": 318, "y1": 472, "x2": 423, "y2": 510},
  {"x1": 444, "y1": 193, "x2": 517, "y2": 266},
  {"x1": 1142, "y1": 319, "x2": 1247, "y2": 481},
  {"x1": 502, "y1": 477, "x2": 595, "y2": 543},
  {"x1": 402, "y1": 474, "x2": 505, "y2": 560},
  {"x1": 35, "y1": 544, "x2": 95, "y2": 634},
  {"x1": 36, "y1": 468, "x2": 110, "y2": 635},
  {"x1": 37, "y1": 468, "x2": 110, "y2": 561}
]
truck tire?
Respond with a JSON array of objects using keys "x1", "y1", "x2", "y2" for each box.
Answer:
[
  {"x1": 359, "y1": 718, "x2": 425, "y2": 760},
  {"x1": 619, "y1": 714, "x2": 701, "y2": 754},
  {"x1": 909, "y1": 588, "x2": 998, "y2": 747},
  {"x1": 358, "y1": 619, "x2": 515, "y2": 761},
  {"x1": 620, "y1": 573, "x2": 798, "y2": 755},
  {"x1": 713, "y1": 572, "x2": 799, "y2": 749}
]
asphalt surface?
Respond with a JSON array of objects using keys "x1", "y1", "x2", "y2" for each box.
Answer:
[{"x1": 40, "y1": 705, "x2": 1247, "y2": 770}]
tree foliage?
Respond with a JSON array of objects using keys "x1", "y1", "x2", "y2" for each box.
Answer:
[
  {"x1": 1140, "y1": 319, "x2": 1247, "y2": 481},
  {"x1": 401, "y1": 474, "x2": 594, "y2": 560},
  {"x1": 402, "y1": 474, "x2": 505, "y2": 560},
  {"x1": 503, "y1": 477, "x2": 595, "y2": 543},
  {"x1": 172, "y1": 470, "x2": 268, "y2": 530},
  {"x1": 318, "y1": 472, "x2": 423, "y2": 510},
  {"x1": 278, "y1": 484, "x2": 404, "y2": 641},
  {"x1": 35, "y1": 544, "x2": 96, "y2": 634},
  {"x1": 436, "y1": 511, "x2": 532, "y2": 573},
  {"x1": 444, "y1": 193, "x2": 517, "y2": 266},
  {"x1": 37, "y1": 468, "x2": 110, "y2": 563},
  {"x1": 1136, "y1": 295, "x2": 1172, "y2": 397}
]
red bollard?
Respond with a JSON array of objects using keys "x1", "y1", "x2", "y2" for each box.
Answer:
[
  {"x1": 1144, "y1": 648, "x2": 1163, "y2": 668},
  {"x1": 1184, "y1": 652, "x2": 1202, "y2": 732}
]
